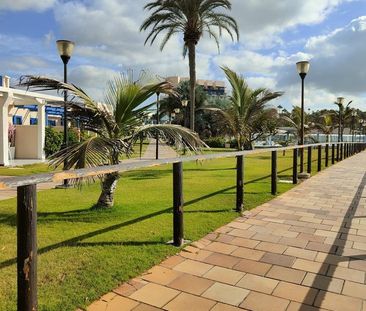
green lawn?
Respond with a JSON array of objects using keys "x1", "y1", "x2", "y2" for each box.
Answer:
[{"x1": 0, "y1": 148, "x2": 333, "y2": 311}]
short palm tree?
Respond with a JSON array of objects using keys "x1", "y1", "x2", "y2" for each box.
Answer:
[
  {"x1": 140, "y1": 0, "x2": 239, "y2": 131},
  {"x1": 315, "y1": 115, "x2": 336, "y2": 142},
  {"x1": 20, "y1": 75, "x2": 205, "y2": 209},
  {"x1": 282, "y1": 106, "x2": 314, "y2": 143},
  {"x1": 206, "y1": 67, "x2": 283, "y2": 150}
]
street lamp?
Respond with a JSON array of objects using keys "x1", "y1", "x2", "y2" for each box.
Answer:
[
  {"x1": 56, "y1": 39, "x2": 75, "y2": 187},
  {"x1": 296, "y1": 60, "x2": 310, "y2": 178},
  {"x1": 181, "y1": 99, "x2": 189, "y2": 128},
  {"x1": 155, "y1": 92, "x2": 160, "y2": 160},
  {"x1": 336, "y1": 97, "x2": 345, "y2": 143},
  {"x1": 351, "y1": 109, "x2": 357, "y2": 142}
]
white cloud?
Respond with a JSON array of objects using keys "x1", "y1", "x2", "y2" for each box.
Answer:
[{"x1": 0, "y1": 0, "x2": 56, "y2": 12}]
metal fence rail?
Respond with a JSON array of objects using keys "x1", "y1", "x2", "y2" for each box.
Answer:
[{"x1": 1, "y1": 142, "x2": 365, "y2": 311}]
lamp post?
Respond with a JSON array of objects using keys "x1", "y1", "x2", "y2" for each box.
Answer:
[
  {"x1": 155, "y1": 92, "x2": 160, "y2": 160},
  {"x1": 182, "y1": 99, "x2": 189, "y2": 128},
  {"x1": 56, "y1": 39, "x2": 75, "y2": 187},
  {"x1": 296, "y1": 61, "x2": 310, "y2": 178},
  {"x1": 351, "y1": 110, "x2": 357, "y2": 142},
  {"x1": 336, "y1": 97, "x2": 345, "y2": 143}
]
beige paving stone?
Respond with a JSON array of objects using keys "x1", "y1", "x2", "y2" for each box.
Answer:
[
  {"x1": 284, "y1": 247, "x2": 317, "y2": 260},
  {"x1": 314, "y1": 252, "x2": 349, "y2": 267},
  {"x1": 210, "y1": 303, "x2": 243, "y2": 311},
  {"x1": 160, "y1": 256, "x2": 185, "y2": 269},
  {"x1": 180, "y1": 249, "x2": 213, "y2": 261},
  {"x1": 327, "y1": 265, "x2": 365, "y2": 283},
  {"x1": 236, "y1": 273, "x2": 279, "y2": 294},
  {"x1": 314, "y1": 290, "x2": 363, "y2": 311},
  {"x1": 289, "y1": 226, "x2": 316, "y2": 234},
  {"x1": 228, "y1": 222, "x2": 252, "y2": 230},
  {"x1": 168, "y1": 273, "x2": 214, "y2": 295},
  {"x1": 292, "y1": 258, "x2": 328, "y2": 274},
  {"x1": 286, "y1": 301, "x2": 328, "y2": 311},
  {"x1": 203, "y1": 253, "x2": 241, "y2": 269},
  {"x1": 260, "y1": 252, "x2": 296, "y2": 267},
  {"x1": 342, "y1": 281, "x2": 366, "y2": 299},
  {"x1": 297, "y1": 233, "x2": 326, "y2": 243},
  {"x1": 204, "y1": 242, "x2": 238, "y2": 254},
  {"x1": 255, "y1": 241, "x2": 287, "y2": 254},
  {"x1": 173, "y1": 259, "x2": 213, "y2": 276},
  {"x1": 87, "y1": 301, "x2": 108, "y2": 311},
  {"x1": 266, "y1": 266, "x2": 306, "y2": 284},
  {"x1": 272, "y1": 281, "x2": 318, "y2": 305},
  {"x1": 203, "y1": 266, "x2": 245, "y2": 285},
  {"x1": 228, "y1": 237, "x2": 260, "y2": 248},
  {"x1": 306, "y1": 241, "x2": 337, "y2": 253},
  {"x1": 216, "y1": 234, "x2": 235, "y2": 244},
  {"x1": 202, "y1": 282, "x2": 249, "y2": 306},
  {"x1": 252, "y1": 233, "x2": 281, "y2": 243},
  {"x1": 105, "y1": 295, "x2": 140, "y2": 311},
  {"x1": 302, "y1": 272, "x2": 344, "y2": 293},
  {"x1": 240, "y1": 291, "x2": 289, "y2": 311},
  {"x1": 132, "y1": 304, "x2": 162, "y2": 311},
  {"x1": 231, "y1": 247, "x2": 265, "y2": 261},
  {"x1": 233, "y1": 258, "x2": 272, "y2": 276},
  {"x1": 349, "y1": 259, "x2": 366, "y2": 271},
  {"x1": 130, "y1": 283, "x2": 179, "y2": 308},
  {"x1": 227, "y1": 228, "x2": 256, "y2": 239},
  {"x1": 141, "y1": 266, "x2": 182, "y2": 285},
  {"x1": 278, "y1": 237, "x2": 308, "y2": 248},
  {"x1": 164, "y1": 292, "x2": 216, "y2": 311}
]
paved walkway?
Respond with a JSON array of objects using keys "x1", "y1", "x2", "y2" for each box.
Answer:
[
  {"x1": 87, "y1": 151, "x2": 366, "y2": 311},
  {"x1": 0, "y1": 140, "x2": 178, "y2": 201}
]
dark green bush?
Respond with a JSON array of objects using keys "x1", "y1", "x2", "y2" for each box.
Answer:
[
  {"x1": 45, "y1": 127, "x2": 63, "y2": 157},
  {"x1": 204, "y1": 137, "x2": 226, "y2": 148},
  {"x1": 44, "y1": 127, "x2": 80, "y2": 158}
]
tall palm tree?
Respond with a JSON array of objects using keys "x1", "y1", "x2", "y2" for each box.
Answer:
[
  {"x1": 20, "y1": 74, "x2": 205, "y2": 209},
  {"x1": 140, "y1": 0, "x2": 239, "y2": 131},
  {"x1": 333, "y1": 100, "x2": 352, "y2": 142},
  {"x1": 205, "y1": 67, "x2": 283, "y2": 150}
]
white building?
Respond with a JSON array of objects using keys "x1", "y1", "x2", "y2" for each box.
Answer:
[{"x1": 0, "y1": 76, "x2": 64, "y2": 166}]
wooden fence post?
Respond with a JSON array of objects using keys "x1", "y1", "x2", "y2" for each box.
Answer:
[
  {"x1": 236, "y1": 155, "x2": 244, "y2": 212},
  {"x1": 325, "y1": 144, "x2": 329, "y2": 167},
  {"x1": 17, "y1": 184, "x2": 37, "y2": 311},
  {"x1": 173, "y1": 162, "x2": 184, "y2": 247},
  {"x1": 332, "y1": 144, "x2": 335, "y2": 164},
  {"x1": 271, "y1": 151, "x2": 277, "y2": 195},
  {"x1": 340, "y1": 144, "x2": 343, "y2": 161},
  {"x1": 293, "y1": 149, "x2": 298, "y2": 184},
  {"x1": 317, "y1": 145, "x2": 322, "y2": 172},
  {"x1": 336, "y1": 144, "x2": 339, "y2": 161},
  {"x1": 307, "y1": 146, "x2": 312, "y2": 174}
]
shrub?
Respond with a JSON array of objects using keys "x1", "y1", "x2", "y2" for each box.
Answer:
[
  {"x1": 45, "y1": 127, "x2": 63, "y2": 157},
  {"x1": 204, "y1": 137, "x2": 226, "y2": 148}
]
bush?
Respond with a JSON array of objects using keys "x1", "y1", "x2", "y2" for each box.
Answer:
[
  {"x1": 45, "y1": 127, "x2": 63, "y2": 157},
  {"x1": 44, "y1": 127, "x2": 80, "y2": 158},
  {"x1": 204, "y1": 137, "x2": 226, "y2": 148}
]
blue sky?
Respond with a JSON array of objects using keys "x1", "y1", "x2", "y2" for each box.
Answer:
[{"x1": 0, "y1": 0, "x2": 365, "y2": 111}]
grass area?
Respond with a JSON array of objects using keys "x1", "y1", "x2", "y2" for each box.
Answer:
[{"x1": 0, "y1": 147, "x2": 336, "y2": 310}]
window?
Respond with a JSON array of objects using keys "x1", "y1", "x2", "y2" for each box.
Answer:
[
  {"x1": 30, "y1": 118, "x2": 38, "y2": 125},
  {"x1": 47, "y1": 120, "x2": 56, "y2": 126},
  {"x1": 12, "y1": 115, "x2": 22, "y2": 125}
]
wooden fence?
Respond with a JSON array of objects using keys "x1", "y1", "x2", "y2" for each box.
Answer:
[{"x1": 0, "y1": 142, "x2": 365, "y2": 311}]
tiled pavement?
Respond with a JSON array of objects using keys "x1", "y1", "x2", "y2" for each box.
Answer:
[{"x1": 87, "y1": 151, "x2": 366, "y2": 311}]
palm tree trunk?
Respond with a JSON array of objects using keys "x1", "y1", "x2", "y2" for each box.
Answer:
[
  {"x1": 188, "y1": 41, "x2": 196, "y2": 131},
  {"x1": 94, "y1": 172, "x2": 120, "y2": 209}
]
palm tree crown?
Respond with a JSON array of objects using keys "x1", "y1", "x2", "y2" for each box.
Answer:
[
  {"x1": 140, "y1": 0, "x2": 239, "y2": 131},
  {"x1": 19, "y1": 74, "x2": 205, "y2": 208},
  {"x1": 206, "y1": 67, "x2": 283, "y2": 150}
]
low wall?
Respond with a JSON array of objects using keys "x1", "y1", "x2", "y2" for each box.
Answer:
[{"x1": 15, "y1": 126, "x2": 38, "y2": 159}]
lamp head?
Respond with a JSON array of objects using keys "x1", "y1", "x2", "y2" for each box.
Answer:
[
  {"x1": 337, "y1": 97, "x2": 345, "y2": 105},
  {"x1": 56, "y1": 40, "x2": 75, "y2": 64},
  {"x1": 181, "y1": 99, "x2": 188, "y2": 107},
  {"x1": 296, "y1": 61, "x2": 310, "y2": 78}
]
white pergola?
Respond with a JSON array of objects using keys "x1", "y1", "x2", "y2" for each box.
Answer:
[{"x1": 0, "y1": 86, "x2": 63, "y2": 166}]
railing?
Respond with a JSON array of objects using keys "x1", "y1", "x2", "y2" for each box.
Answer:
[{"x1": 1, "y1": 141, "x2": 365, "y2": 311}]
